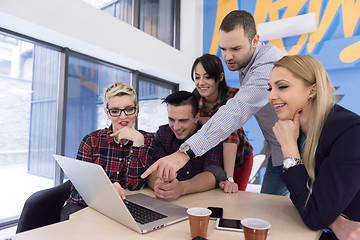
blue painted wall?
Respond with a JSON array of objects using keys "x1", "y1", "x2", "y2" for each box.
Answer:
[{"x1": 203, "y1": 0, "x2": 360, "y2": 155}]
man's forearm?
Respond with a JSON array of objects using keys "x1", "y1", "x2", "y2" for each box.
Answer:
[{"x1": 180, "y1": 171, "x2": 216, "y2": 196}]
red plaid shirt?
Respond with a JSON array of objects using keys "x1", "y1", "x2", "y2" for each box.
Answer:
[
  {"x1": 198, "y1": 87, "x2": 253, "y2": 168},
  {"x1": 66, "y1": 127, "x2": 155, "y2": 205}
]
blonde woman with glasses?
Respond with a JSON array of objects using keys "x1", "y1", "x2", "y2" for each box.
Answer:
[
  {"x1": 60, "y1": 81, "x2": 155, "y2": 220},
  {"x1": 268, "y1": 55, "x2": 360, "y2": 239}
]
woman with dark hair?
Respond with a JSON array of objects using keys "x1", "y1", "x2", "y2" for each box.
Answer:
[{"x1": 191, "y1": 53, "x2": 253, "y2": 193}]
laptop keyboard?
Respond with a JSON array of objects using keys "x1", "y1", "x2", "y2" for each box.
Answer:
[{"x1": 124, "y1": 199, "x2": 167, "y2": 225}]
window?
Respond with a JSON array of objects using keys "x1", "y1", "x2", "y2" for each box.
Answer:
[
  {"x1": 82, "y1": 0, "x2": 180, "y2": 48},
  {"x1": 0, "y1": 30, "x2": 178, "y2": 229},
  {"x1": 0, "y1": 31, "x2": 60, "y2": 222},
  {"x1": 64, "y1": 54, "x2": 131, "y2": 158},
  {"x1": 137, "y1": 75, "x2": 178, "y2": 132},
  {"x1": 139, "y1": 0, "x2": 176, "y2": 47}
]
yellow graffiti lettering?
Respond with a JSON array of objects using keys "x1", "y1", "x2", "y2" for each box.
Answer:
[
  {"x1": 342, "y1": 0, "x2": 360, "y2": 37},
  {"x1": 340, "y1": 41, "x2": 360, "y2": 63},
  {"x1": 253, "y1": 0, "x2": 360, "y2": 54},
  {"x1": 209, "y1": 0, "x2": 238, "y2": 55},
  {"x1": 254, "y1": 0, "x2": 309, "y2": 54},
  {"x1": 267, "y1": 34, "x2": 309, "y2": 55},
  {"x1": 254, "y1": 0, "x2": 308, "y2": 24},
  {"x1": 307, "y1": 0, "x2": 322, "y2": 43},
  {"x1": 308, "y1": 0, "x2": 339, "y2": 51},
  {"x1": 210, "y1": 0, "x2": 360, "y2": 56},
  {"x1": 308, "y1": 0, "x2": 360, "y2": 51}
]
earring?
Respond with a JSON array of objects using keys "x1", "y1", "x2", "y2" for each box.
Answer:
[
  {"x1": 106, "y1": 118, "x2": 111, "y2": 127},
  {"x1": 309, "y1": 96, "x2": 316, "y2": 101}
]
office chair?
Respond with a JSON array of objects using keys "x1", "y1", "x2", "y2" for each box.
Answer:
[
  {"x1": 248, "y1": 154, "x2": 266, "y2": 184},
  {"x1": 16, "y1": 180, "x2": 71, "y2": 233}
]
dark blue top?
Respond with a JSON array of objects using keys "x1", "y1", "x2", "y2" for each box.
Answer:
[
  {"x1": 154, "y1": 123, "x2": 224, "y2": 185},
  {"x1": 282, "y1": 105, "x2": 360, "y2": 230}
]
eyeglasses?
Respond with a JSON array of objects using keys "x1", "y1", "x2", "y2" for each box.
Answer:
[{"x1": 107, "y1": 106, "x2": 136, "y2": 117}]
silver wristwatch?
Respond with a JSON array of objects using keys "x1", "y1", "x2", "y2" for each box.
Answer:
[
  {"x1": 179, "y1": 142, "x2": 195, "y2": 159},
  {"x1": 283, "y1": 157, "x2": 303, "y2": 169},
  {"x1": 226, "y1": 177, "x2": 234, "y2": 182}
]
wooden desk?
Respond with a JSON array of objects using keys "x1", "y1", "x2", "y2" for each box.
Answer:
[{"x1": 13, "y1": 188, "x2": 321, "y2": 240}]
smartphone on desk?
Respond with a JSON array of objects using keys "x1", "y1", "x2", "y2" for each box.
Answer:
[
  {"x1": 215, "y1": 218, "x2": 243, "y2": 232},
  {"x1": 207, "y1": 207, "x2": 223, "y2": 220}
]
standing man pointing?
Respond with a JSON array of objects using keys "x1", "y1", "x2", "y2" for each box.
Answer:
[{"x1": 142, "y1": 10, "x2": 287, "y2": 195}]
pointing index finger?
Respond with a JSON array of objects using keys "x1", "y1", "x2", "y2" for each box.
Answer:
[{"x1": 141, "y1": 161, "x2": 158, "y2": 179}]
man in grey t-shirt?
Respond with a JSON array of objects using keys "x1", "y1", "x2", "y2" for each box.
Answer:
[{"x1": 142, "y1": 10, "x2": 288, "y2": 196}]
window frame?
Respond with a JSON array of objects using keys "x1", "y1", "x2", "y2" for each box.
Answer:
[
  {"x1": 0, "y1": 28, "x2": 178, "y2": 228},
  {"x1": 0, "y1": 27, "x2": 63, "y2": 228},
  {"x1": 97, "y1": 0, "x2": 180, "y2": 49}
]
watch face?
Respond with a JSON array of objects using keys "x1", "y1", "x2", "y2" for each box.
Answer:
[
  {"x1": 180, "y1": 143, "x2": 190, "y2": 153},
  {"x1": 227, "y1": 177, "x2": 234, "y2": 182},
  {"x1": 284, "y1": 158, "x2": 295, "y2": 169},
  {"x1": 179, "y1": 142, "x2": 195, "y2": 159}
]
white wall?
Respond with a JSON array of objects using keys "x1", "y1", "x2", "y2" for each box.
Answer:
[{"x1": 0, "y1": 0, "x2": 203, "y2": 90}]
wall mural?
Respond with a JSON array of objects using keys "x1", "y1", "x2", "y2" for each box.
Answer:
[{"x1": 203, "y1": 0, "x2": 360, "y2": 154}]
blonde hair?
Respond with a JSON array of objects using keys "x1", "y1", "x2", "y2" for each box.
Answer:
[
  {"x1": 103, "y1": 81, "x2": 137, "y2": 108},
  {"x1": 274, "y1": 55, "x2": 335, "y2": 195}
]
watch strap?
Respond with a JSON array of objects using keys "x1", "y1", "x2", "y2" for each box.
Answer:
[{"x1": 186, "y1": 148, "x2": 195, "y2": 159}]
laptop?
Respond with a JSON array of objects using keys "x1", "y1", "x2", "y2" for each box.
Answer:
[{"x1": 54, "y1": 154, "x2": 188, "y2": 234}]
